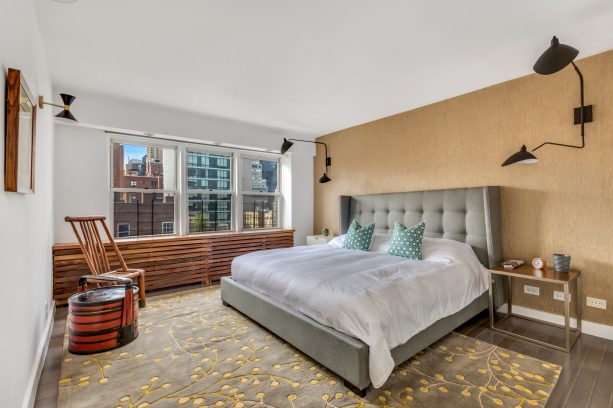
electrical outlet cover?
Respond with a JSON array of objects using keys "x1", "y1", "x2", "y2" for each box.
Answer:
[
  {"x1": 586, "y1": 297, "x2": 606, "y2": 310},
  {"x1": 524, "y1": 285, "x2": 540, "y2": 296}
]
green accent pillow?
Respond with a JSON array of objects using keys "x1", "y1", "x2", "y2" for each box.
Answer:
[
  {"x1": 387, "y1": 221, "x2": 426, "y2": 259},
  {"x1": 342, "y1": 220, "x2": 375, "y2": 251}
]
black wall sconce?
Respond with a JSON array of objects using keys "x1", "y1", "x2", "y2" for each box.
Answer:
[
  {"x1": 502, "y1": 36, "x2": 593, "y2": 166},
  {"x1": 39, "y1": 93, "x2": 78, "y2": 122},
  {"x1": 280, "y1": 138, "x2": 332, "y2": 183}
]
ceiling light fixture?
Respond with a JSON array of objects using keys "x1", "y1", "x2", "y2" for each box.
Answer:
[
  {"x1": 280, "y1": 138, "x2": 332, "y2": 183},
  {"x1": 39, "y1": 93, "x2": 78, "y2": 122},
  {"x1": 502, "y1": 36, "x2": 593, "y2": 166}
]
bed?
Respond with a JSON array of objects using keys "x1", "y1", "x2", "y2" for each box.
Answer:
[{"x1": 220, "y1": 186, "x2": 503, "y2": 395}]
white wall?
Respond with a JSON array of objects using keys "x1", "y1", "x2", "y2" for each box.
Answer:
[
  {"x1": 54, "y1": 125, "x2": 110, "y2": 231},
  {"x1": 53, "y1": 90, "x2": 315, "y2": 245},
  {"x1": 0, "y1": 0, "x2": 55, "y2": 407}
]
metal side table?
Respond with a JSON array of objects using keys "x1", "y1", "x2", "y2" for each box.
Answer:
[{"x1": 488, "y1": 264, "x2": 581, "y2": 352}]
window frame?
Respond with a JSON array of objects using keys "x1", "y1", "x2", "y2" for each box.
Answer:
[
  {"x1": 109, "y1": 135, "x2": 180, "y2": 239},
  {"x1": 183, "y1": 144, "x2": 236, "y2": 235},
  {"x1": 238, "y1": 153, "x2": 282, "y2": 232}
]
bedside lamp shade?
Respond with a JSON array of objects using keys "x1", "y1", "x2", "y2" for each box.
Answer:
[
  {"x1": 280, "y1": 138, "x2": 294, "y2": 154},
  {"x1": 501, "y1": 145, "x2": 538, "y2": 167},
  {"x1": 533, "y1": 36, "x2": 579, "y2": 75},
  {"x1": 318, "y1": 173, "x2": 331, "y2": 184}
]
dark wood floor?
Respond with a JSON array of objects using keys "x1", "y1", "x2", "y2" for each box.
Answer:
[{"x1": 34, "y1": 289, "x2": 613, "y2": 407}]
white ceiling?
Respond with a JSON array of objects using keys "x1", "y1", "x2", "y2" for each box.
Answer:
[{"x1": 34, "y1": 0, "x2": 613, "y2": 136}]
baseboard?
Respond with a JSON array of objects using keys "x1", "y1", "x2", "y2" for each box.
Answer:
[
  {"x1": 22, "y1": 301, "x2": 55, "y2": 408},
  {"x1": 497, "y1": 303, "x2": 613, "y2": 341}
]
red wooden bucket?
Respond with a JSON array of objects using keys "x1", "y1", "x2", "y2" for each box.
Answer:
[{"x1": 68, "y1": 275, "x2": 139, "y2": 354}]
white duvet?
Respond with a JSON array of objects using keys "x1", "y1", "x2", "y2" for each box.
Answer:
[{"x1": 231, "y1": 238, "x2": 488, "y2": 388}]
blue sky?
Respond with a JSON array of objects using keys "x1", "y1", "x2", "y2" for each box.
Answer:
[{"x1": 123, "y1": 144, "x2": 146, "y2": 164}]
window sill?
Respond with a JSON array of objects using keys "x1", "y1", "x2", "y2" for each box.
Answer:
[{"x1": 54, "y1": 228, "x2": 295, "y2": 247}]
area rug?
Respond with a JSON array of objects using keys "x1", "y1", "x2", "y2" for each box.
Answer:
[{"x1": 58, "y1": 287, "x2": 561, "y2": 407}]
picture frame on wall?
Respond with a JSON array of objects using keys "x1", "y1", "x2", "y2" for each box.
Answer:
[{"x1": 5, "y1": 67, "x2": 36, "y2": 193}]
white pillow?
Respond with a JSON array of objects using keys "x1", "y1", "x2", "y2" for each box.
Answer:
[
  {"x1": 327, "y1": 234, "x2": 345, "y2": 248},
  {"x1": 370, "y1": 233, "x2": 393, "y2": 253},
  {"x1": 421, "y1": 237, "x2": 487, "y2": 280}
]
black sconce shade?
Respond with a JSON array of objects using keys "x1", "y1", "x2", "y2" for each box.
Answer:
[
  {"x1": 533, "y1": 36, "x2": 579, "y2": 75},
  {"x1": 319, "y1": 173, "x2": 331, "y2": 183},
  {"x1": 60, "y1": 93, "x2": 76, "y2": 107},
  {"x1": 55, "y1": 109, "x2": 78, "y2": 121},
  {"x1": 57, "y1": 93, "x2": 77, "y2": 121},
  {"x1": 280, "y1": 138, "x2": 294, "y2": 154},
  {"x1": 501, "y1": 145, "x2": 538, "y2": 167},
  {"x1": 280, "y1": 138, "x2": 332, "y2": 183}
]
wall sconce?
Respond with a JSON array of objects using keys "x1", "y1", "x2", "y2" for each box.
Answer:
[
  {"x1": 502, "y1": 36, "x2": 593, "y2": 166},
  {"x1": 39, "y1": 93, "x2": 78, "y2": 122},
  {"x1": 280, "y1": 138, "x2": 332, "y2": 183}
]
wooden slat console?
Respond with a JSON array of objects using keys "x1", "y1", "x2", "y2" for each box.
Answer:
[{"x1": 52, "y1": 229, "x2": 294, "y2": 306}]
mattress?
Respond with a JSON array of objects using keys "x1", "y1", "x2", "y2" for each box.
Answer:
[{"x1": 230, "y1": 238, "x2": 488, "y2": 388}]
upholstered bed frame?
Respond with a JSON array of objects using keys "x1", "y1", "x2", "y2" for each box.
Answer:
[{"x1": 221, "y1": 186, "x2": 503, "y2": 395}]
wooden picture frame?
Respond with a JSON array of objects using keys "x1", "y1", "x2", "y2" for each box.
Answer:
[{"x1": 5, "y1": 68, "x2": 36, "y2": 193}]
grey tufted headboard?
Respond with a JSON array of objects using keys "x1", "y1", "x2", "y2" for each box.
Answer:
[{"x1": 339, "y1": 186, "x2": 502, "y2": 268}]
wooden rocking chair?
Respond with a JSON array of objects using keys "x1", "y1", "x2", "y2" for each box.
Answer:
[{"x1": 65, "y1": 216, "x2": 146, "y2": 308}]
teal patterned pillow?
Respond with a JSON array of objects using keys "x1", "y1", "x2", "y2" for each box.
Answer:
[
  {"x1": 342, "y1": 220, "x2": 375, "y2": 251},
  {"x1": 387, "y1": 221, "x2": 426, "y2": 259}
]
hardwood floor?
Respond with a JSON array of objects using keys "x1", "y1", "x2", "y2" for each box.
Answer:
[{"x1": 34, "y1": 294, "x2": 613, "y2": 407}]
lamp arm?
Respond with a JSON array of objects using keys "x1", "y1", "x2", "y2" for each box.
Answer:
[
  {"x1": 38, "y1": 96, "x2": 65, "y2": 110},
  {"x1": 286, "y1": 138, "x2": 330, "y2": 171},
  {"x1": 532, "y1": 61, "x2": 585, "y2": 152}
]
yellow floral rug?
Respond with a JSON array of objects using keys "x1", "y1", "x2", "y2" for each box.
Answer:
[{"x1": 58, "y1": 287, "x2": 561, "y2": 407}]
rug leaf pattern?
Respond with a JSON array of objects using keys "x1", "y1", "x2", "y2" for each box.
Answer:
[{"x1": 58, "y1": 287, "x2": 560, "y2": 407}]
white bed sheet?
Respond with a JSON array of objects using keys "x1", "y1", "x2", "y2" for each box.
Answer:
[{"x1": 231, "y1": 238, "x2": 488, "y2": 388}]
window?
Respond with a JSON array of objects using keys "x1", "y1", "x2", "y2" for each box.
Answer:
[
  {"x1": 187, "y1": 150, "x2": 233, "y2": 233},
  {"x1": 240, "y1": 157, "x2": 280, "y2": 230},
  {"x1": 116, "y1": 223, "x2": 130, "y2": 238},
  {"x1": 162, "y1": 221, "x2": 174, "y2": 235},
  {"x1": 110, "y1": 137, "x2": 284, "y2": 238},
  {"x1": 111, "y1": 141, "x2": 177, "y2": 238}
]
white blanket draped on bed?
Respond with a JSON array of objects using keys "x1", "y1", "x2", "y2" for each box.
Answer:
[{"x1": 231, "y1": 238, "x2": 488, "y2": 388}]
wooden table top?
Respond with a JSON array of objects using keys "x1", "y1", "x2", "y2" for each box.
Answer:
[{"x1": 490, "y1": 264, "x2": 580, "y2": 283}]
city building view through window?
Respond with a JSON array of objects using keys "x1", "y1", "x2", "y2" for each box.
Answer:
[
  {"x1": 240, "y1": 158, "x2": 279, "y2": 230},
  {"x1": 112, "y1": 143, "x2": 176, "y2": 238},
  {"x1": 187, "y1": 150, "x2": 233, "y2": 233},
  {"x1": 111, "y1": 140, "x2": 281, "y2": 238}
]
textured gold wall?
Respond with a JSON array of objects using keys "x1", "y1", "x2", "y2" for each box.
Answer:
[{"x1": 314, "y1": 50, "x2": 613, "y2": 325}]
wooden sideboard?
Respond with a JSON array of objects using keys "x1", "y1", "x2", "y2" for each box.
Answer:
[{"x1": 52, "y1": 229, "x2": 294, "y2": 305}]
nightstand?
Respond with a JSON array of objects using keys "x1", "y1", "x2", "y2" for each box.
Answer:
[
  {"x1": 488, "y1": 264, "x2": 582, "y2": 352},
  {"x1": 306, "y1": 235, "x2": 334, "y2": 246}
]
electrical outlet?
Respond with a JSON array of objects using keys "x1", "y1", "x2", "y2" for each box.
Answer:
[
  {"x1": 524, "y1": 285, "x2": 540, "y2": 296},
  {"x1": 553, "y1": 291, "x2": 571, "y2": 302},
  {"x1": 586, "y1": 297, "x2": 607, "y2": 310}
]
